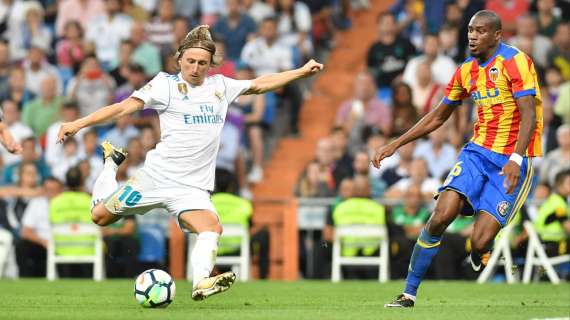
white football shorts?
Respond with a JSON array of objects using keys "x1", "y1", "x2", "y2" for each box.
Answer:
[{"x1": 103, "y1": 169, "x2": 218, "y2": 230}]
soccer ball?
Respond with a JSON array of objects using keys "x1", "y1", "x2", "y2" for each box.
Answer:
[{"x1": 134, "y1": 269, "x2": 176, "y2": 308}]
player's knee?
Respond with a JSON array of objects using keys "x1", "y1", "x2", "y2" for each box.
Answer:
[
  {"x1": 214, "y1": 223, "x2": 223, "y2": 235},
  {"x1": 91, "y1": 205, "x2": 113, "y2": 226},
  {"x1": 426, "y1": 208, "x2": 453, "y2": 236}
]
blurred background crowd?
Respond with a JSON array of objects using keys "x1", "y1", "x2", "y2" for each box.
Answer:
[{"x1": 0, "y1": 0, "x2": 568, "y2": 280}]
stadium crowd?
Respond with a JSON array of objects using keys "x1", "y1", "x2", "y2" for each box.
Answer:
[{"x1": 0, "y1": 0, "x2": 568, "y2": 281}]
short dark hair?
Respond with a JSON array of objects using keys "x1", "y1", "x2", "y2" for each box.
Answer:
[
  {"x1": 473, "y1": 10, "x2": 502, "y2": 31},
  {"x1": 554, "y1": 169, "x2": 570, "y2": 188},
  {"x1": 62, "y1": 100, "x2": 79, "y2": 110},
  {"x1": 65, "y1": 166, "x2": 83, "y2": 190},
  {"x1": 128, "y1": 63, "x2": 145, "y2": 74}
]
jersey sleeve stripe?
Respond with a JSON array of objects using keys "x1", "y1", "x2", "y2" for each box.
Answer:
[
  {"x1": 513, "y1": 88, "x2": 536, "y2": 98},
  {"x1": 442, "y1": 96, "x2": 462, "y2": 106}
]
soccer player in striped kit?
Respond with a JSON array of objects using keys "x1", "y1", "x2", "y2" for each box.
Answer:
[{"x1": 374, "y1": 10, "x2": 543, "y2": 307}]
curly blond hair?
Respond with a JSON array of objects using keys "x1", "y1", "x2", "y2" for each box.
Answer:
[{"x1": 176, "y1": 25, "x2": 220, "y2": 65}]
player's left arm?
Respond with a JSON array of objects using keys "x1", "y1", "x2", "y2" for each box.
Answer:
[
  {"x1": 244, "y1": 59, "x2": 324, "y2": 95},
  {"x1": 500, "y1": 95, "x2": 536, "y2": 194}
]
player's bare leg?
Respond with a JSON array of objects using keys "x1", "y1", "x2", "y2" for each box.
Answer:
[
  {"x1": 385, "y1": 190, "x2": 464, "y2": 308},
  {"x1": 469, "y1": 211, "x2": 501, "y2": 271},
  {"x1": 179, "y1": 210, "x2": 236, "y2": 301},
  {"x1": 90, "y1": 141, "x2": 127, "y2": 226}
]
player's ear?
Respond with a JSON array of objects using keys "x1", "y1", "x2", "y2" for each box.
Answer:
[{"x1": 494, "y1": 29, "x2": 502, "y2": 42}]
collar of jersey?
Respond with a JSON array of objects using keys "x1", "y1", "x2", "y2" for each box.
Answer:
[{"x1": 478, "y1": 42, "x2": 505, "y2": 68}]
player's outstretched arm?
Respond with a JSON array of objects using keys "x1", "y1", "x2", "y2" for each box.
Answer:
[
  {"x1": 57, "y1": 97, "x2": 144, "y2": 143},
  {"x1": 244, "y1": 59, "x2": 324, "y2": 95},
  {"x1": 371, "y1": 100, "x2": 455, "y2": 169},
  {"x1": 0, "y1": 122, "x2": 22, "y2": 154},
  {"x1": 500, "y1": 95, "x2": 537, "y2": 194}
]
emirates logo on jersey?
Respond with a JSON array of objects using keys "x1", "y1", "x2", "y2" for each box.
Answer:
[
  {"x1": 178, "y1": 83, "x2": 188, "y2": 95},
  {"x1": 489, "y1": 67, "x2": 499, "y2": 82}
]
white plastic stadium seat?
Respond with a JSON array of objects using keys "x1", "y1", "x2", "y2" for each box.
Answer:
[
  {"x1": 186, "y1": 224, "x2": 250, "y2": 282},
  {"x1": 522, "y1": 221, "x2": 570, "y2": 284},
  {"x1": 331, "y1": 225, "x2": 389, "y2": 282},
  {"x1": 47, "y1": 224, "x2": 105, "y2": 281},
  {"x1": 0, "y1": 228, "x2": 13, "y2": 277},
  {"x1": 477, "y1": 222, "x2": 517, "y2": 284}
]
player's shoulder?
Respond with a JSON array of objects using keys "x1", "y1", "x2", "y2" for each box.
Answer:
[{"x1": 497, "y1": 42, "x2": 529, "y2": 63}]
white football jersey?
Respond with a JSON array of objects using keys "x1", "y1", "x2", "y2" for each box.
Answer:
[{"x1": 131, "y1": 72, "x2": 251, "y2": 191}]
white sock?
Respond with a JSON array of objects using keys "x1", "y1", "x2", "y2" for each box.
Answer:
[
  {"x1": 91, "y1": 161, "x2": 118, "y2": 209},
  {"x1": 192, "y1": 231, "x2": 220, "y2": 288}
]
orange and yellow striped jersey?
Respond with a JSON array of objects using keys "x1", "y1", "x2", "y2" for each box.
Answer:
[{"x1": 443, "y1": 42, "x2": 543, "y2": 157}]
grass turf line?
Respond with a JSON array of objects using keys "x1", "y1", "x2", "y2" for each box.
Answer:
[{"x1": 0, "y1": 280, "x2": 568, "y2": 320}]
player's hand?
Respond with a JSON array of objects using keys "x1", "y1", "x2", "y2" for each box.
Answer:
[
  {"x1": 499, "y1": 160, "x2": 520, "y2": 194},
  {"x1": 371, "y1": 143, "x2": 398, "y2": 169},
  {"x1": 5, "y1": 141, "x2": 22, "y2": 154},
  {"x1": 301, "y1": 59, "x2": 324, "y2": 77},
  {"x1": 57, "y1": 121, "x2": 81, "y2": 143}
]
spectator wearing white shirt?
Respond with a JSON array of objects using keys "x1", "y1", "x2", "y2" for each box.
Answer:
[
  {"x1": 413, "y1": 126, "x2": 457, "y2": 181},
  {"x1": 85, "y1": 0, "x2": 133, "y2": 68},
  {"x1": 10, "y1": 4, "x2": 52, "y2": 62},
  {"x1": 51, "y1": 138, "x2": 83, "y2": 182},
  {"x1": 145, "y1": 0, "x2": 175, "y2": 53},
  {"x1": 275, "y1": 0, "x2": 313, "y2": 62},
  {"x1": 242, "y1": 0, "x2": 274, "y2": 24},
  {"x1": 509, "y1": 14, "x2": 552, "y2": 69},
  {"x1": 241, "y1": 17, "x2": 303, "y2": 135},
  {"x1": 17, "y1": 177, "x2": 63, "y2": 277},
  {"x1": 0, "y1": 100, "x2": 33, "y2": 166},
  {"x1": 45, "y1": 102, "x2": 84, "y2": 171},
  {"x1": 125, "y1": 137, "x2": 144, "y2": 179},
  {"x1": 385, "y1": 158, "x2": 440, "y2": 202},
  {"x1": 22, "y1": 46, "x2": 62, "y2": 97},
  {"x1": 200, "y1": 0, "x2": 226, "y2": 25},
  {"x1": 55, "y1": 0, "x2": 105, "y2": 37},
  {"x1": 402, "y1": 34, "x2": 456, "y2": 88}
]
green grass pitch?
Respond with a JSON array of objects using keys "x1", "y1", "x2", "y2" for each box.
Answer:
[{"x1": 1, "y1": 280, "x2": 569, "y2": 320}]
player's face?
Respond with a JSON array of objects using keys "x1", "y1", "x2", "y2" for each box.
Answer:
[
  {"x1": 467, "y1": 16, "x2": 501, "y2": 59},
  {"x1": 179, "y1": 48, "x2": 212, "y2": 86}
]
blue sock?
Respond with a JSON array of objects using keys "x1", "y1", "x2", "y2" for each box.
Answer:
[{"x1": 403, "y1": 228, "x2": 442, "y2": 297}]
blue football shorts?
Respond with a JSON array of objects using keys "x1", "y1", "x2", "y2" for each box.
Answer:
[{"x1": 436, "y1": 142, "x2": 536, "y2": 226}]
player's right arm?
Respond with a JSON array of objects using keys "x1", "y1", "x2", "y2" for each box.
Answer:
[
  {"x1": 371, "y1": 101, "x2": 456, "y2": 168},
  {"x1": 372, "y1": 66, "x2": 467, "y2": 169},
  {"x1": 57, "y1": 97, "x2": 144, "y2": 143}
]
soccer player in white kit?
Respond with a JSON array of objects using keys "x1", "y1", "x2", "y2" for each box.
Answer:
[{"x1": 57, "y1": 25, "x2": 323, "y2": 300}]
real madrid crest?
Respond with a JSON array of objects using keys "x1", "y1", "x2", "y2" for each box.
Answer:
[
  {"x1": 489, "y1": 66, "x2": 499, "y2": 83},
  {"x1": 214, "y1": 91, "x2": 223, "y2": 102},
  {"x1": 177, "y1": 83, "x2": 188, "y2": 95}
]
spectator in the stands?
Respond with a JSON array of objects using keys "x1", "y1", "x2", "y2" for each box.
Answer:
[
  {"x1": 22, "y1": 45, "x2": 61, "y2": 97},
  {"x1": 145, "y1": 0, "x2": 175, "y2": 53},
  {"x1": 0, "y1": 68, "x2": 33, "y2": 109},
  {"x1": 390, "y1": 82, "x2": 419, "y2": 137},
  {"x1": 242, "y1": 0, "x2": 274, "y2": 24},
  {"x1": 547, "y1": 22, "x2": 570, "y2": 80},
  {"x1": 385, "y1": 157, "x2": 439, "y2": 201},
  {"x1": 100, "y1": 114, "x2": 139, "y2": 149},
  {"x1": 2, "y1": 137, "x2": 50, "y2": 185},
  {"x1": 295, "y1": 160, "x2": 335, "y2": 198},
  {"x1": 45, "y1": 102, "x2": 83, "y2": 170},
  {"x1": 56, "y1": 21, "x2": 86, "y2": 75},
  {"x1": 110, "y1": 40, "x2": 135, "y2": 87},
  {"x1": 335, "y1": 72, "x2": 391, "y2": 150},
  {"x1": 509, "y1": 14, "x2": 552, "y2": 69},
  {"x1": 402, "y1": 33, "x2": 456, "y2": 88},
  {"x1": 22, "y1": 74, "x2": 63, "y2": 139},
  {"x1": 275, "y1": 0, "x2": 313, "y2": 63},
  {"x1": 80, "y1": 129, "x2": 103, "y2": 192},
  {"x1": 413, "y1": 125, "x2": 457, "y2": 180},
  {"x1": 56, "y1": 0, "x2": 105, "y2": 37},
  {"x1": 388, "y1": 183, "x2": 430, "y2": 278},
  {"x1": 67, "y1": 56, "x2": 116, "y2": 117},
  {"x1": 213, "y1": 0, "x2": 257, "y2": 62},
  {"x1": 539, "y1": 124, "x2": 570, "y2": 188},
  {"x1": 367, "y1": 11, "x2": 415, "y2": 100},
  {"x1": 535, "y1": 0, "x2": 561, "y2": 37},
  {"x1": 486, "y1": 0, "x2": 529, "y2": 38},
  {"x1": 85, "y1": 0, "x2": 133, "y2": 68},
  {"x1": 379, "y1": 140, "x2": 416, "y2": 188},
  {"x1": 130, "y1": 22, "x2": 162, "y2": 77},
  {"x1": 241, "y1": 16, "x2": 303, "y2": 136},
  {"x1": 17, "y1": 176, "x2": 63, "y2": 277},
  {"x1": 330, "y1": 128, "x2": 354, "y2": 188},
  {"x1": 409, "y1": 60, "x2": 442, "y2": 115},
  {"x1": 0, "y1": 100, "x2": 33, "y2": 167}
]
